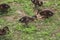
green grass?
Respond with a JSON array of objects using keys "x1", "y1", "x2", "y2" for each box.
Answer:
[{"x1": 0, "y1": 0, "x2": 60, "y2": 40}]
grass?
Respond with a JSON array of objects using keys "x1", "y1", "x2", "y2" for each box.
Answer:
[{"x1": 0, "y1": 0, "x2": 60, "y2": 40}]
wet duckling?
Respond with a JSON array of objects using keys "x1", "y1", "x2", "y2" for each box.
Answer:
[
  {"x1": 37, "y1": 9, "x2": 54, "y2": 19},
  {"x1": 0, "y1": 26, "x2": 9, "y2": 35}
]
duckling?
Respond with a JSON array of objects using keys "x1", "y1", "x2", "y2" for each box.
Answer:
[
  {"x1": 0, "y1": 3, "x2": 10, "y2": 14},
  {"x1": 37, "y1": 9, "x2": 54, "y2": 19},
  {"x1": 0, "y1": 26, "x2": 9, "y2": 35},
  {"x1": 19, "y1": 16, "x2": 35, "y2": 25},
  {"x1": 31, "y1": 0, "x2": 43, "y2": 7}
]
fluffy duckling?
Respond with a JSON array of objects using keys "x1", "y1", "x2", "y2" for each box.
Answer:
[
  {"x1": 31, "y1": 0, "x2": 43, "y2": 7},
  {"x1": 19, "y1": 16, "x2": 37, "y2": 28},
  {"x1": 0, "y1": 3, "x2": 10, "y2": 13},
  {"x1": 37, "y1": 9, "x2": 54, "y2": 19},
  {"x1": 19, "y1": 16, "x2": 35, "y2": 25}
]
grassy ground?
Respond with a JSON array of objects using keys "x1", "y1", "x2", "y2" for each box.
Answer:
[{"x1": 0, "y1": 0, "x2": 60, "y2": 40}]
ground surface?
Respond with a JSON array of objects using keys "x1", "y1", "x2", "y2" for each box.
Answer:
[{"x1": 0, "y1": 0, "x2": 60, "y2": 40}]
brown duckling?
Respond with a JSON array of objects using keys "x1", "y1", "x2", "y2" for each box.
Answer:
[
  {"x1": 37, "y1": 9, "x2": 54, "y2": 19},
  {"x1": 19, "y1": 16, "x2": 35, "y2": 25},
  {"x1": 0, "y1": 3, "x2": 10, "y2": 14},
  {"x1": 0, "y1": 26, "x2": 9, "y2": 35},
  {"x1": 31, "y1": 0, "x2": 43, "y2": 7}
]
